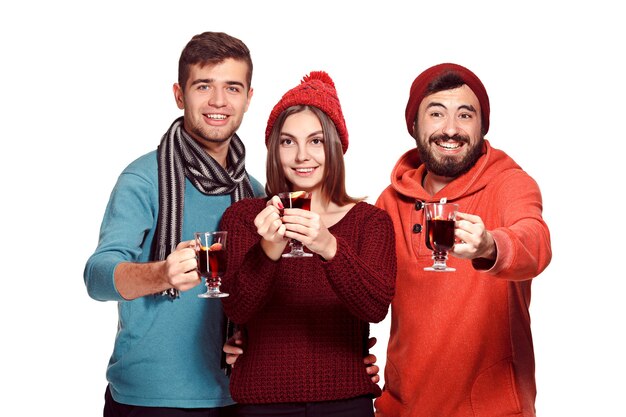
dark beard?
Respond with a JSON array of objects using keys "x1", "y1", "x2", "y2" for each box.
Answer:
[{"x1": 417, "y1": 134, "x2": 484, "y2": 178}]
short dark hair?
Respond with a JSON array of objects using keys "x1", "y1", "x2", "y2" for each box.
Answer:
[
  {"x1": 178, "y1": 32, "x2": 253, "y2": 91},
  {"x1": 426, "y1": 71, "x2": 466, "y2": 96}
]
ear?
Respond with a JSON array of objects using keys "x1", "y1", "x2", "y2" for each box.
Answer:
[
  {"x1": 173, "y1": 83, "x2": 184, "y2": 110},
  {"x1": 244, "y1": 87, "x2": 254, "y2": 113}
]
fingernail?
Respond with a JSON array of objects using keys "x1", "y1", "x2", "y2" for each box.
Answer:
[{"x1": 278, "y1": 202, "x2": 284, "y2": 209}]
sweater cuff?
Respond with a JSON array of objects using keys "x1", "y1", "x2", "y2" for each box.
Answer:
[{"x1": 474, "y1": 228, "x2": 509, "y2": 274}]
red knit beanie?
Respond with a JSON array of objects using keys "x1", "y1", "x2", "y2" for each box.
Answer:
[
  {"x1": 405, "y1": 63, "x2": 490, "y2": 136},
  {"x1": 265, "y1": 71, "x2": 349, "y2": 153}
]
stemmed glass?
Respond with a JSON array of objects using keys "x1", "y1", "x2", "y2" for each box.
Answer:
[
  {"x1": 278, "y1": 191, "x2": 313, "y2": 258},
  {"x1": 195, "y1": 231, "x2": 229, "y2": 298},
  {"x1": 423, "y1": 202, "x2": 458, "y2": 272}
]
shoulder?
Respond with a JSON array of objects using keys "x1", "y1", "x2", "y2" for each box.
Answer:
[
  {"x1": 220, "y1": 197, "x2": 267, "y2": 233},
  {"x1": 337, "y1": 203, "x2": 396, "y2": 243},
  {"x1": 120, "y1": 150, "x2": 158, "y2": 181},
  {"x1": 108, "y1": 150, "x2": 158, "y2": 196},
  {"x1": 351, "y1": 201, "x2": 393, "y2": 223},
  {"x1": 223, "y1": 197, "x2": 267, "y2": 219},
  {"x1": 247, "y1": 175, "x2": 266, "y2": 197}
]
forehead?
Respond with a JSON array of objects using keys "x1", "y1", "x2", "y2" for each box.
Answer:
[
  {"x1": 419, "y1": 84, "x2": 480, "y2": 113},
  {"x1": 186, "y1": 58, "x2": 250, "y2": 89},
  {"x1": 282, "y1": 110, "x2": 322, "y2": 132}
]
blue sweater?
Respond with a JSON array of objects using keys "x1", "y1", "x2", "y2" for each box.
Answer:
[{"x1": 84, "y1": 150, "x2": 264, "y2": 408}]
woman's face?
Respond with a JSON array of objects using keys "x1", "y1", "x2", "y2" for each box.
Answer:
[{"x1": 278, "y1": 109, "x2": 326, "y2": 193}]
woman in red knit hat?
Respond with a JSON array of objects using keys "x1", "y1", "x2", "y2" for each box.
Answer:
[{"x1": 219, "y1": 71, "x2": 396, "y2": 417}]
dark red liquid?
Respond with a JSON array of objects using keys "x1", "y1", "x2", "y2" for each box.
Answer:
[
  {"x1": 198, "y1": 248, "x2": 227, "y2": 278},
  {"x1": 280, "y1": 194, "x2": 311, "y2": 210},
  {"x1": 425, "y1": 219, "x2": 455, "y2": 251}
]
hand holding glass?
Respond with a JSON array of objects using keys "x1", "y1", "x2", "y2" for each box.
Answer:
[
  {"x1": 278, "y1": 191, "x2": 313, "y2": 258},
  {"x1": 424, "y1": 202, "x2": 458, "y2": 272},
  {"x1": 195, "y1": 231, "x2": 229, "y2": 298}
]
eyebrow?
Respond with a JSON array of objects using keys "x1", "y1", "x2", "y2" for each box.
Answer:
[
  {"x1": 190, "y1": 78, "x2": 246, "y2": 88},
  {"x1": 426, "y1": 101, "x2": 477, "y2": 113},
  {"x1": 280, "y1": 130, "x2": 324, "y2": 139}
]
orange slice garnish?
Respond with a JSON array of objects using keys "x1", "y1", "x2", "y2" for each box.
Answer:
[{"x1": 209, "y1": 243, "x2": 223, "y2": 251}]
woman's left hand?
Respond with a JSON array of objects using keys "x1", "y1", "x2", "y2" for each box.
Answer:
[{"x1": 282, "y1": 209, "x2": 337, "y2": 260}]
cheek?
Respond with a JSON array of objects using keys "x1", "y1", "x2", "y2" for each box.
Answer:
[
  {"x1": 279, "y1": 149, "x2": 293, "y2": 169},
  {"x1": 418, "y1": 119, "x2": 439, "y2": 137},
  {"x1": 312, "y1": 148, "x2": 326, "y2": 162},
  {"x1": 460, "y1": 118, "x2": 481, "y2": 132}
]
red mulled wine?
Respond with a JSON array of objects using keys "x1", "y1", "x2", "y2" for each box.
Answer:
[{"x1": 425, "y1": 219, "x2": 455, "y2": 252}]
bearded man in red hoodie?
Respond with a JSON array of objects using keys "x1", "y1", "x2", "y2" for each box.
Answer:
[{"x1": 374, "y1": 63, "x2": 552, "y2": 417}]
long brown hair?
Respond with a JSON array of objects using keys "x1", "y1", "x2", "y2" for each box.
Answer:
[{"x1": 265, "y1": 105, "x2": 363, "y2": 206}]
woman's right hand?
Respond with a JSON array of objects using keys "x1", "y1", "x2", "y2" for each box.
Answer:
[{"x1": 255, "y1": 196, "x2": 288, "y2": 259}]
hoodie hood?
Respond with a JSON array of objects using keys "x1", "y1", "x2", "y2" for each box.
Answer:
[{"x1": 389, "y1": 140, "x2": 522, "y2": 202}]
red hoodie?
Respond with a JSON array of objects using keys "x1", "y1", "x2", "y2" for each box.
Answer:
[{"x1": 374, "y1": 140, "x2": 551, "y2": 417}]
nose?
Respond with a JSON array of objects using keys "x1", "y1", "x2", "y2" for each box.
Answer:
[
  {"x1": 208, "y1": 88, "x2": 226, "y2": 108},
  {"x1": 295, "y1": 144, "x2": 311, "y2": 162},
  {"x1": 442, "y1": 117, "x2": 460, "y2": 137}
]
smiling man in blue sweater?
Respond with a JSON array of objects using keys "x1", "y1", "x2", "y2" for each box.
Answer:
[{"x1": 84, "y1": 32, "x2": 264, "y2": 417}]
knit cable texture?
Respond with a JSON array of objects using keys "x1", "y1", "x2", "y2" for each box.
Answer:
[{"x1": 220, "y1": 198, "x2": 396, "y2": 403}]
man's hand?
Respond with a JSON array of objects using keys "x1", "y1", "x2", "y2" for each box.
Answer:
[
  {"x1": 223, "y1": 332, "x2": 382, "y2": 384},
  {"x1": 451, "y1": 212, "x2": 496, "y2": 261},
  {"x1": 165, "y1": 240, "x2": 201, "y2": 291},
  {"x1": 223, "y1": 330, "x2": 244, "y2": 367},
  {"x1": 365, "y1": 337, "x2": 380, "y2": 383}
]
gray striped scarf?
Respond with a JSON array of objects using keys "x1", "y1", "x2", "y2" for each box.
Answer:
[{"x1": 153, "y1": 116, "x2": 254, "y2": 298}]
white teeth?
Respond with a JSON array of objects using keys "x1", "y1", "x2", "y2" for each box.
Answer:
[
  {"x1": 296, "y1": 168, "x2": 314, "y2": 173},
  {"x1": 436, "y1": 142, "x2": 461, "y2": 149},
  {"x1": 207, "y1": 114, "x2": 226, "y2": 120}
]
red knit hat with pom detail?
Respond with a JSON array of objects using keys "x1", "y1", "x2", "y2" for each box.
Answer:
[
  {"x1": 405, "y1": 63, "x2": 490, "y2": 137},
  {"x1": 265, "y1": 71, "x2": 349, "y2": 154}
]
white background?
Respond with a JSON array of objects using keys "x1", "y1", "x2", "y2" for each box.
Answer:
[{"x1": 1, "y1": 1, "x2": 624, "y2": 415}]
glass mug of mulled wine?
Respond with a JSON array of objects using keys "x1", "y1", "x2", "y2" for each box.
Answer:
[
  {"x1": 423, "y1": 202, "x2": 458, "y2": 272},
  {"x1": 277, "y1": 191, "x2": 313, "y2": 258},
  {"x1": 195, "y1": 231, "x2": 229, "y2": 298}
]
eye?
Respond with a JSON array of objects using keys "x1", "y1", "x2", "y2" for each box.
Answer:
[
  {"x1": 459, "y1": 113, "x2": 473, "y2": 120},
  {"x1": 311, "y1": 137, "x2": 324, "y2": 145},
  {"x1": 429, "y1": 111, "x2": 443, "y2": 118},
  {"x1": 227, "y1": 86, "x2": 242, "y2": 93},
  {"x1": 280, "y1": 138, "x2": 293, "y2": 146},
  {"x1": 197, "y1": 84, "x2": 210, "y2": 91}
]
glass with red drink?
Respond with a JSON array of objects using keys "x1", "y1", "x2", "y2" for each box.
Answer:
[
  {"x1": 423, "y1": 202, "x2": 458, "y2": 271},
  {"x1": 195, "y1": 231, "x2": 229, "y2": 298},
  {"x1": 278, "y1": 191, "x2": 313, "y2": 258}
]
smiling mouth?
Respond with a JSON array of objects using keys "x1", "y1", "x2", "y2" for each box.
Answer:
[
  {"x1": 294, "y1": 167, "x2": 315, "y2": 173},
  {"x1": 206, "y1": 114, "x2": 227, "y2": 120},
  {"x1": 434, "y1": 140, "x2": 463, "y2": 150}
]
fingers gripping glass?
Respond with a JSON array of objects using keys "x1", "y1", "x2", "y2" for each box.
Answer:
[
  {"x1": 278, "y1": 191, "x2": 313, "y2": 258},
  {"x1": 195, "y1": 231, "x2": 229, "y2": 298}
]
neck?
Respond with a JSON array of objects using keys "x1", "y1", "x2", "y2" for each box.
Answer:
[
  {"x1": 310, "y1": 187, "x2": 329, "y2": 212},
  {"x1": 422, "y1": 171, "x2": 454, "y2": 196},
  {"x1": 200, "y1": 139, "x2": 231, "y2": 168}
]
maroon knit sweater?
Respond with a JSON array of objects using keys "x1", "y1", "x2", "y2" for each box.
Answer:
[{"x1": 220, "y1": 199, "x2": 396, "y2": 404}]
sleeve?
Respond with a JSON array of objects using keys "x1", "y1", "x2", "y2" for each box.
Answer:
[
  {"x1": 321, "y1": 206, "x2": 397, "y2": 323},
  {"x1": 220, "y1": 200, "x2": 281, "y2": 324},
  {"x1": 475, "y1": 170, "x2": 552, "y2": 281},
  {"x1": 83, "y1": 169, "x2": 157, "y2": 301}
]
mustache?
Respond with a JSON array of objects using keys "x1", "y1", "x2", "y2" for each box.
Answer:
[{"x1": 429, "y1": 133, "x2": 470, "y2": 145}]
